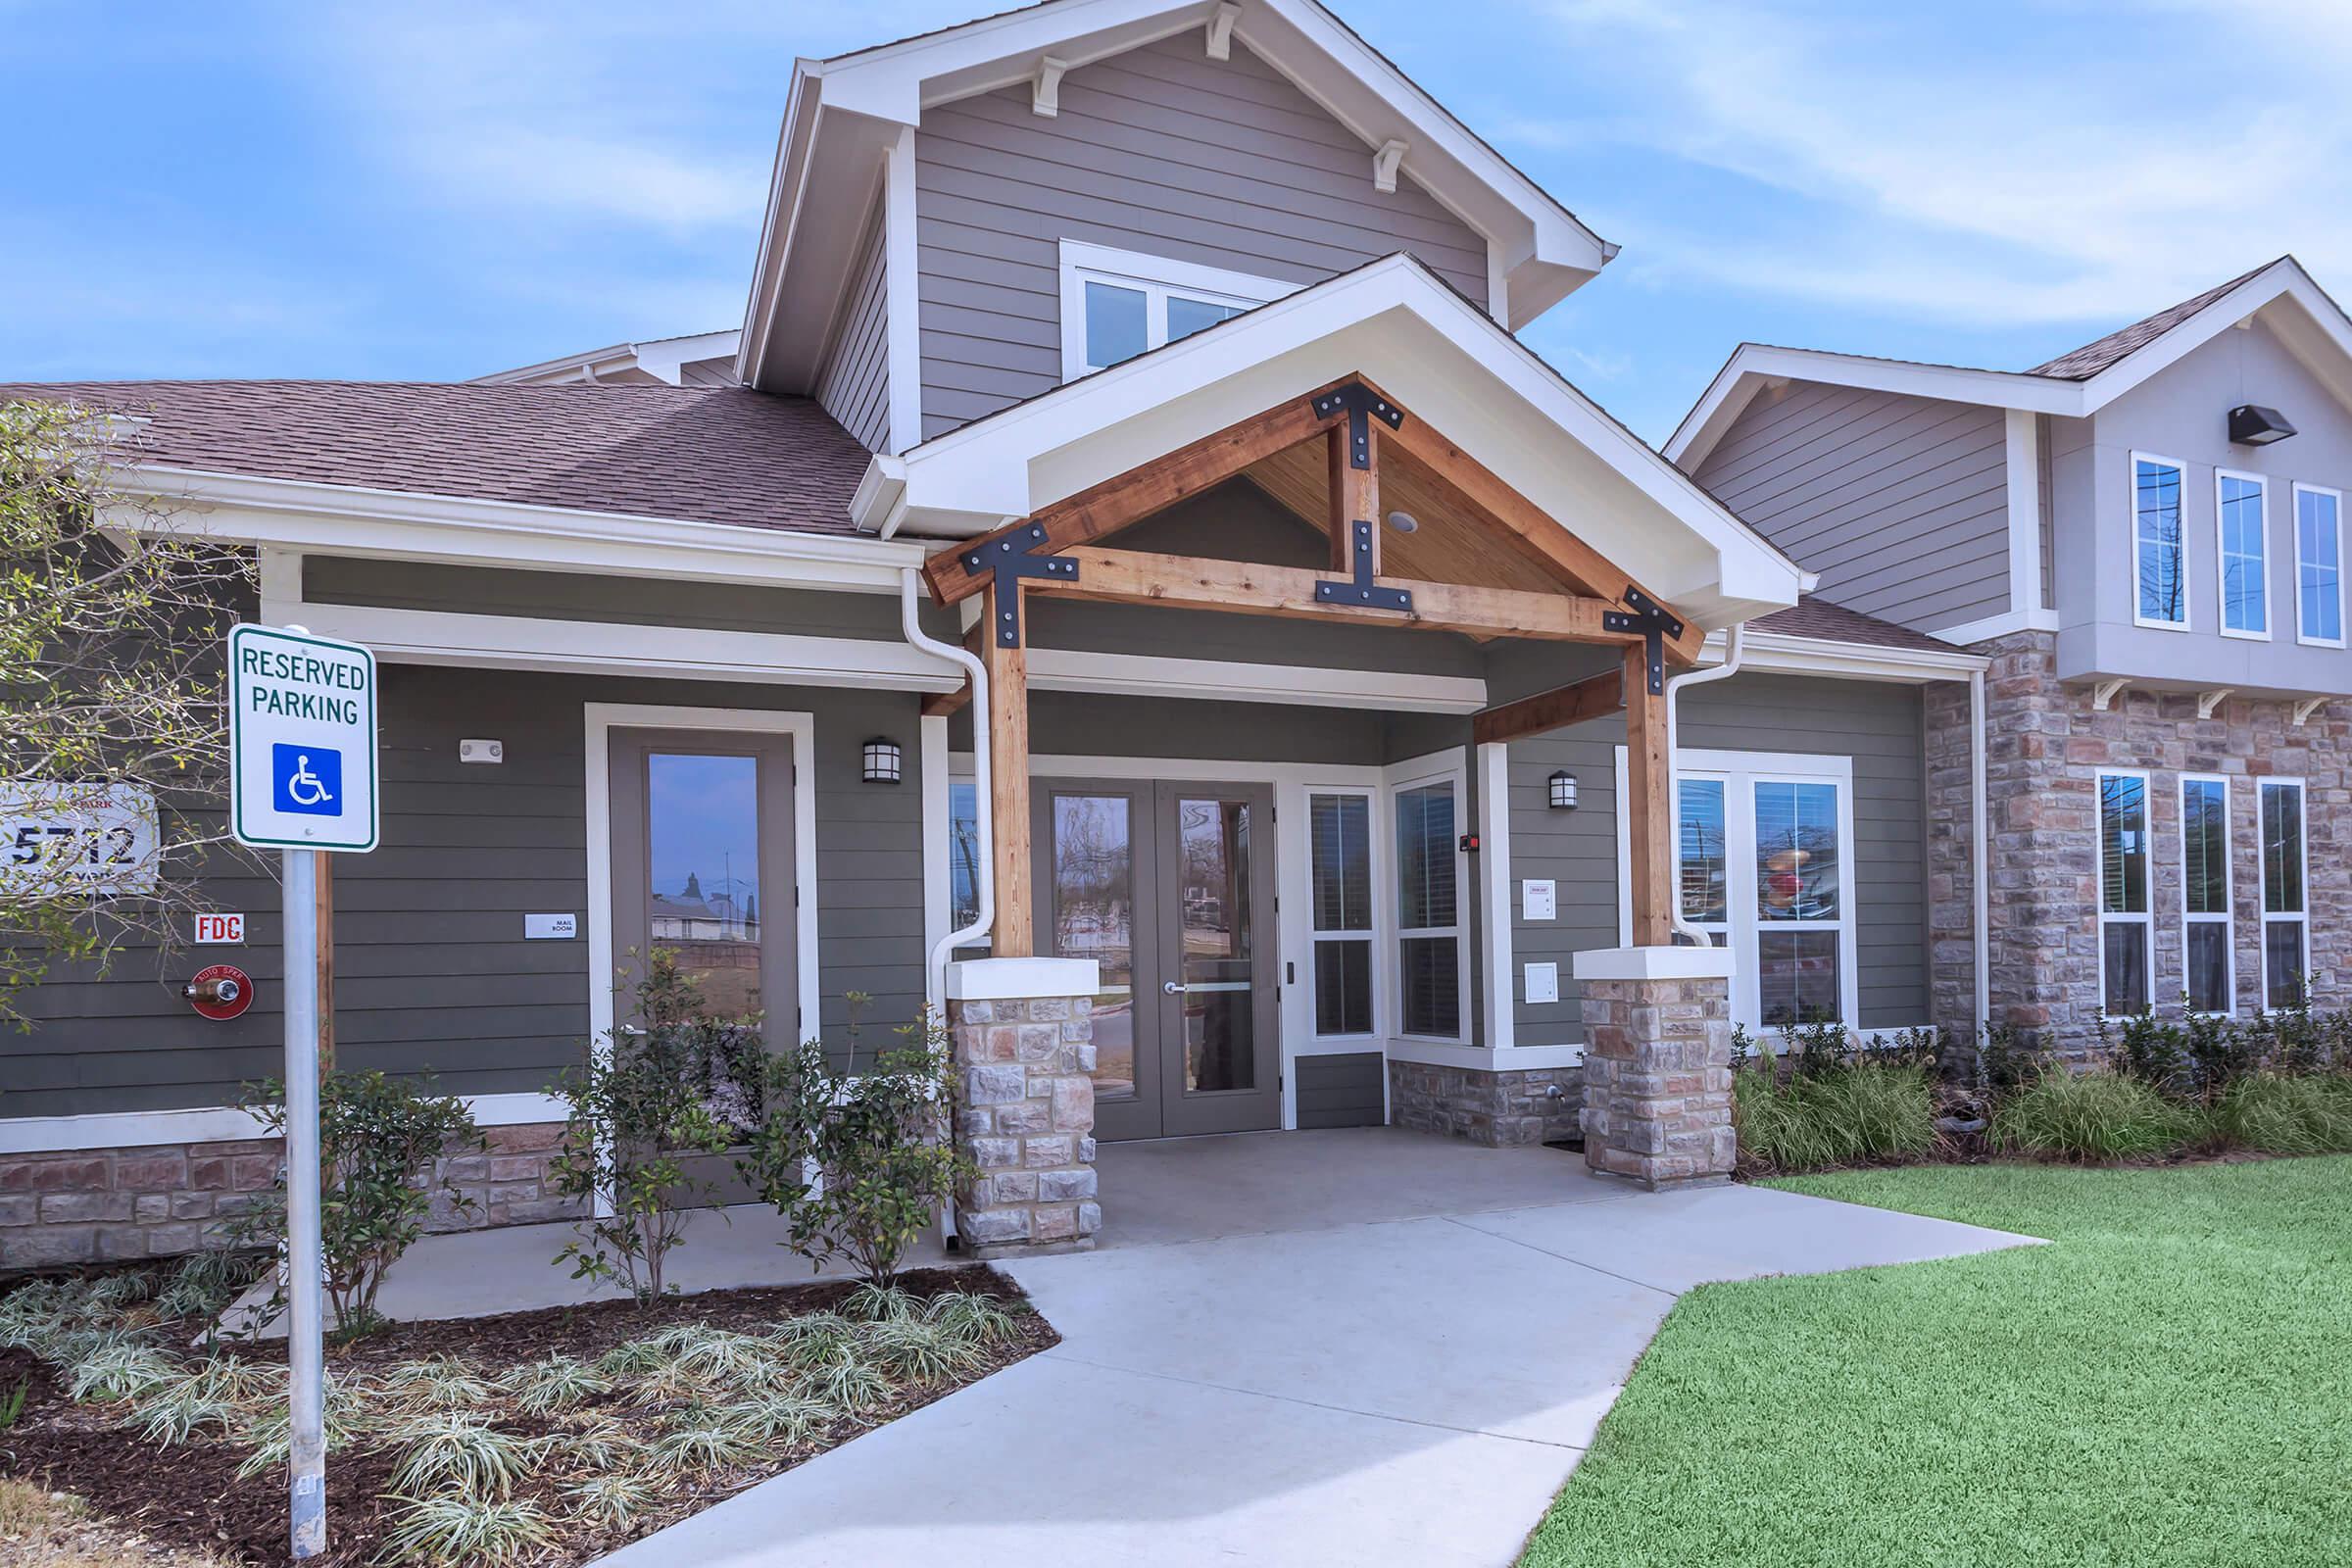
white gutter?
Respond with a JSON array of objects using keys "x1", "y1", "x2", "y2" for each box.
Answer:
[
  {"x1": 1970, "y1": 668, "x2": 1990, "y2": 1037},
  {"x1": 901, "y1": 569, "x2": 993, "y2": 1010},
  {"x1": 1663, "y1": 625, "x2": 1745, "y2": 948}
]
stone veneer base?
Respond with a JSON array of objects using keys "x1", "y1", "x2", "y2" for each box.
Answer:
[
  {"x1": 949, "y1": 993, "x2": 1101, "y2": 1259},
  {"x1": 1386, "y1": 1061, "x2": 1583, "y2": 1148},
  {"x1": 0, "y1": 1122, "x2": 578, "y2": 1273},
  {"x1": 1578, "y1": 971, "x2": 1736, "y2": 1190}
]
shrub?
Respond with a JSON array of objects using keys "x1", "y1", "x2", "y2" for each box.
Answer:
[
  {"x1": 233, "y1": 1069, "x2": 480, "y2": 1339},
  {"x1": 1733, "y1": 1061, "x2": 1936, "y2": 1173},
  {"x1": 1989, "y1": 1070, "x2": 2201, "y2": 1161},
  {"x1": 548, "y1": 949, "x2": 737, "y2": 1304},
  {"x1": 739, "y1": 1004, "x2": 972, "y2": 1287},
  {"x1": 2211, "y1": 1073, "x2": 2352, "y2": 1155}
]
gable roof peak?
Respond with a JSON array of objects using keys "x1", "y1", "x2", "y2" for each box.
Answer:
[{"x1": 2026, "y1": 256, "x2": 2295, "y2": 380}]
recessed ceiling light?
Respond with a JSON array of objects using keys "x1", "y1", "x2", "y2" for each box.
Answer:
[{"x1": 1386, "y1": 511, "x2": 1419, "y2": 533}]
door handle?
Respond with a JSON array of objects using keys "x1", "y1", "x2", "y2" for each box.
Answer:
[{"x1": 1162, "y1": 981, "x2": 1186, "y2": 995}]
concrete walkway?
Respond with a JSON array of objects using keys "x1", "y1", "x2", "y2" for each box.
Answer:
[{"x1": 598, "y1": 1130, "x2": 2036, "y2": 1568}]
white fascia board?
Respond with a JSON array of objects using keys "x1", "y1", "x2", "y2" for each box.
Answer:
[
  {"x1": 291, "y1": 602, "x2": 956, "y2": 693},
  {"x1": 630, "y1": 329, "x2": 740, "y2": 384},
  {"x1": 1711, "y1": 627, "x2": 1988, "y2": 684},
  {"x1": 121, "y1": 466, "x2": 928, "y2": 593},
  {"x1": 1667, "y1": 344, "x2": 2083, "y2": 471},
  {"x1": 800, "y1": 0, "x2": 1607, "y2": 325},
  {"x1": 882, "y1": 256, "x2": 1799, "y2": 627}
]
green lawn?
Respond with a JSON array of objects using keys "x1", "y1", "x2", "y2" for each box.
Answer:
[{"x1": 1521, "y1": 1158, "x2": 2352, "y2": 1567}]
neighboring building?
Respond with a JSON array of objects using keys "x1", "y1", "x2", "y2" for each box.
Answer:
[
  {"x1": 1, "y1": 0, "x2": 2083, "y2": 1269},
  {"x1": 1671, "y1": 256, "x2": 2352, "y2": 1055},
  {"x1": 474, "y1": 329, "x2": 742, "y2": 386}
]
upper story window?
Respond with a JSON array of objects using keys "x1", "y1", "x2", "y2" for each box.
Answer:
[
  {"x1": 2295, "y1": 483, "x2": 2344, "y2": 647},
  {"x1": 2216, "y1": 469, "x2": 2271, "y2": 639},
  {"x1": 2132, "y1": 453, "x2": 2188, "y2": 629},
  {"x1": 1058, "y1": 240, "x2": 1293, "y2": 381}
]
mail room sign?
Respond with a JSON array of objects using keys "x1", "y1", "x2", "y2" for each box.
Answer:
[{"x1": 228, "y1": 624, "x2": 379, "y2": 853}]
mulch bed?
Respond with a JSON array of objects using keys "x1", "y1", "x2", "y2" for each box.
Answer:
[{"x1": 0, "y1": 1265, "x2": 1055, "y2": 1567}]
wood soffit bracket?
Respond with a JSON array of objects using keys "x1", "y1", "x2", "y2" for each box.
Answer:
[
  {"x1": 958, "y1": 522, "x2": 1081, "y2": 648},
  {"x1": 1602, "y1": 584, "x2": 1686, "y2": 696}
]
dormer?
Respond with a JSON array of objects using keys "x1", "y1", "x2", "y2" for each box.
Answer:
[{"x1": 741, "y1": 0, "x2": 1615, "y2": 455}]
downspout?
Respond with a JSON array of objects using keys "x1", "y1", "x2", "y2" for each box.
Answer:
[
  {"x1": 1662, "y1": 625, "x2": 1745, "y2": 948},
  {"x1": 1970, "y1": 668, "x2": 1990, "y2": 1037},
  {"x1": 901, "y1": 568, "x2": 994, "y2": 1011}
]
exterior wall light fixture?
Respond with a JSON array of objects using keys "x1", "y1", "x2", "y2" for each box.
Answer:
[
  {"x1": 1550, "y1": 769, "x2": 1578, "y2": 809},
  {"x1": 2229, "y1": 404, "x2": 2297, "y2": 446},
  {"x1": 862, "y1": 737, "x2": 903, "y2": 784}
]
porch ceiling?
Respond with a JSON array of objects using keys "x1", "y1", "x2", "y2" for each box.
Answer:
[{"x1": 1241, "y1": 440, "x2": 1564, "y2": 597}]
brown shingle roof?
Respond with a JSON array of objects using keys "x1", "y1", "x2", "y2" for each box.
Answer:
[
  {"x1": 0, "y1": 381, "x2": 868, "y2": 535},
  {"x1": 2026, "y1": 260, "x2": 2280, "y2": 380},
  {"x1": 1749, "y1": 597, "x2": 1954, "y2": 654}
]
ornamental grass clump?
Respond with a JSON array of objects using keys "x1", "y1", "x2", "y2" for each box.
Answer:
[
  {"x1": 2211, "y1": 1072, "x2": 2352, "y2": 1155},
  {"x1": 507, "y1": 1353, "x2": 612, "y2": 1416},
  {"x1": 379, "y1": 1494, "x2": 558, "y2": 1568},
  {"x1": 1731, "y1": 1049, "x2": 1937, "y2": 1175},
  {"x1": 1989, "y1": 1068, "x2": 2201, "y2": 1161},
  {"x1": 386, "y1": 1412, "x2": 544, "y2": 1500}
]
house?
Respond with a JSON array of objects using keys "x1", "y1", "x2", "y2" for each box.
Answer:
[
  {"x1": 5, "y1": 0, "x2": 2024, "y2": 1269},
  {"x1": 1672, "y1": 256, "x2": 2352, "y2": 1056}
]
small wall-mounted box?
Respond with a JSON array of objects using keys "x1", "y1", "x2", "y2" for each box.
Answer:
[
  {"x1": 1524, "y1": 961, "x2": 1560, "y2": 1004},
  {"x1": 459, "y1": 739, "x2": 504, "y2": 764}
]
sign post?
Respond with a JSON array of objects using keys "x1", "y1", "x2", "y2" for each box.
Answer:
[{"x1": 227, "y1": 623, "x2": 378, "y2": 1562}]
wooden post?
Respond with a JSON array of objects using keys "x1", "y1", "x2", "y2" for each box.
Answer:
[
  {"x1": 315, "y1": 855, "x2": 335, "y2": 1079},
  {"x1": 980, "y1": 582, "x2": 1034, "y2": 956},
  {"x1": 1623, "y1": 644, "x2": 1672, "y2": 947},
  {"x1": 1326, "y1": 419, "x2": 1380, "y2": 574}
]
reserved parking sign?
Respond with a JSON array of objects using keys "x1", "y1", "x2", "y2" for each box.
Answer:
[{"x1": 228, "y1": 625, "x2": 379, "y2": 852}]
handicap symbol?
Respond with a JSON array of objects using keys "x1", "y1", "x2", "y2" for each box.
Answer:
[{"x1": 271, "y1": 744, "x2": 342, "y2": 816}]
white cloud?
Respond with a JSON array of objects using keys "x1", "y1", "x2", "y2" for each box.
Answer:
[{"x1": 1521, "y1": 0, "x2": 2352, "y2": 326}]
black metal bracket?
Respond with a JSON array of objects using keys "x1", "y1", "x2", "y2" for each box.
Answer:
[
  {"x1": 1314, "y1": 517, "x2": 1413, "y2": 612},
  {"x1": 1307, "y1": 381, "x2": 1404, "y2": 471},
  {"x1": 1601, "y1": 585, "x2": 1686, "y2": 696},
  {"x1": 958, "y1": 523, "x2": 1080, "y2": 648}
]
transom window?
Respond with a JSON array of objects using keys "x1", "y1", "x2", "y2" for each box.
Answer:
[
  {"x1": 1620, "y1": 750, "x2": 1857, "y2": 1031},
  {"x1": 2097, "y1": 771, "x2": 2152, "y2": 1016},
  {"x1": 2217, "y1": 469, "x2": 2270, "y2": 638},
  {"x1": 2180, "y1": 775, "x2": 2233, "y2": 1015},
  {"x1": 2260, "y1": 779, "x2": 2308, "y2": 1009},
  {"x1": 2132, "y1": 454, "x2": 2188, "y2": 629},
  {"x1": 1057, "y1": 240, "x2": 1292, "y2": 381},
  {"x1": 2295, "y1": 483, "x2": 2344, "y2": 647}
]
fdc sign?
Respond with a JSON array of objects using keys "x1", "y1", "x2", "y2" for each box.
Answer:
[{"x1": 228, "y1": 624, "x2": 379, "y2": 852}]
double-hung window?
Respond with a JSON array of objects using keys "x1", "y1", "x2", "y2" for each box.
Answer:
[
  {"x1": 2295, "y1": 483, "x2": 2344, "y2": 646},
  {"x1": 1393, "y1": 774, "x2": 1463, "y2": 1040},
  {"x1": 2217, "y1": 469, "x2": 2271, "y2": 638},
  {"x1": 2132, "y1": 454, "x2": 2188, "y2": 629},
  {"x1": 1308, "y1": 791, "x2": 1377, "y2": 1038},
  {"x1": 1624, "y1": 751, "x2": 1856, "y2": 1031},
  {"x1": 1058, "y1": 240, "x2": 1291, "y2": 381},
  {"x1": 2097, "y1": 771, "x2": 2152, "y2": 1015},
  {"x1": 2260, "y1": 779, "x2": 2309, "y2": 1008},
  {"x1": 2180, "y1": 775, "x2": 2233, "y2": 1014}
]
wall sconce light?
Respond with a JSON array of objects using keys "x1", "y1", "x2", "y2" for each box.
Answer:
[
  {"x1": 1549, "y1": 770, "x2": 1579, "y2": 809},
  {"x1": 2229, "y1": 404, "x2": 2297, "y2": 446},
  {"x1": 862, "y1": 737, "x2": 903, "y2": 784}
]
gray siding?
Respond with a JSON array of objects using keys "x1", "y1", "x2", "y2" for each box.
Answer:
[
  {"x1": 1295, "y1": 1051, "x2": 1385, "y2": 1129},
  {"x1": 303, "y1": 558, "x2": 915, "y2": 641},
  {"x1": 813, "y1": 201, "x2": 891, "y2": 453},
  {"x1": 4, "y1": 665, "x2": 926, "y2": 1118},
  {"x1": 913, "y1": 30, "x2": 1490, "y2": 439},
  {"x1": 1505, "y1": 672, "x2": 1930, "y2": 1045},
  {"x1": 1695, "y1": 380, "x2": 2009, "y2": 633}
]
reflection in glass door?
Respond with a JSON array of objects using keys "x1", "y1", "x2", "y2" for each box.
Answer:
[{"x1": 1034, "y1": 778, "x2": 1278, "y2": 1141}]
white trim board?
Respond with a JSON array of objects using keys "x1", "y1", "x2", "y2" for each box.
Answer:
[
  {"x1": 0, "y1": 1093, "x2": 565, "y2": 1157},
  {"x1": 584, "y1": 704, "x2": 822, "y2": 1082}
]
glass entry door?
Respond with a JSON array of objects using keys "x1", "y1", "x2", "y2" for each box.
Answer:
[{"x1": 1035, "y1": 779, "x2": 1279, "y2": 1141}]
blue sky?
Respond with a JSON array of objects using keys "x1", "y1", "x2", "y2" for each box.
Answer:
[{"x1": 5, "y1": 0, "x2": 2346, "y2": 442}]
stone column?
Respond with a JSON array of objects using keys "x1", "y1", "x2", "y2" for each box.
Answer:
[
  {"x1": 1572, "y1": 947, "x2": 1737, "y2": 1190},
  {"x1": 945, "y1": 957, "x2": 1102, "y2": 1258}
]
